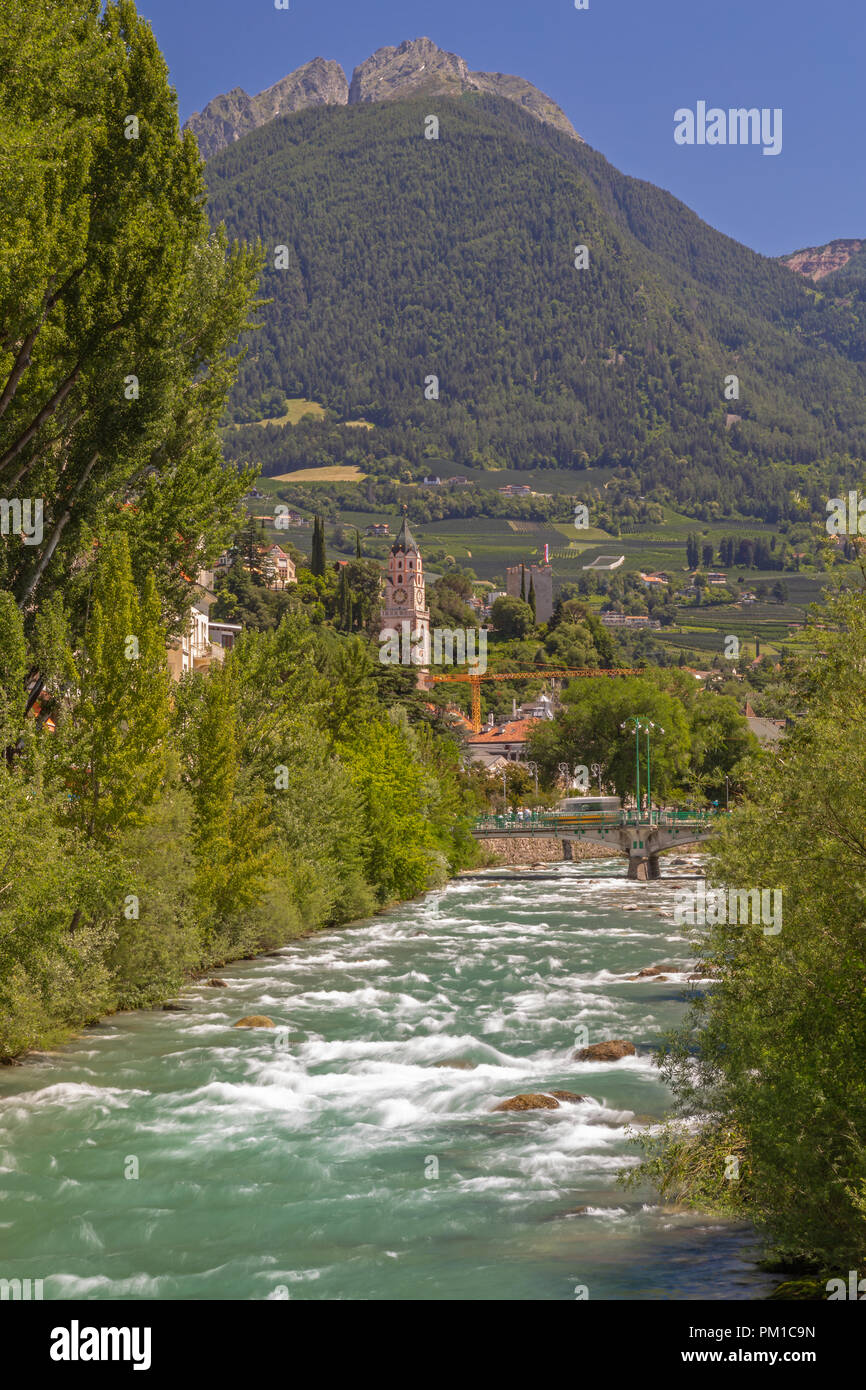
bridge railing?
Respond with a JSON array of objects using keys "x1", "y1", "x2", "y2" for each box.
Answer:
[{"x1": 472, "y1": 808, "x2": 730, "y2": 834}]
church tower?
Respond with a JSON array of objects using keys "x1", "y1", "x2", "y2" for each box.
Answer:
[{"x1": 382, "y1": 513, "x2": 430, "y2": 668}]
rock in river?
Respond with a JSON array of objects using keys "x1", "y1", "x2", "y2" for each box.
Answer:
[
  {"x1": 233, "y1": 1016, "x2": 276, "y2": 1029},
  {"x1": 574, "y1": 1040, "x2": 636, "y2": 1062},
  {"x1": 492, "y1": 1093, "x2": 560, "y2": 1112}
]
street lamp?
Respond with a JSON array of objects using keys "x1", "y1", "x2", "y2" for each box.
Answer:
[
  {"x1": 526, "y1": 760, "x2": 539, "y2": 797},
  {"x1": 643, "y1": 721, "x2": 664, "y2": 822},
  {"x1": 725, "y1": 774, "x2": 730, "y2": 812},
  {"x1": 620, "y1": 718, "x2": 642, "y2": 818},
  {"x1": 591, "y1": 762, "x2": 604, "y2": 794}
]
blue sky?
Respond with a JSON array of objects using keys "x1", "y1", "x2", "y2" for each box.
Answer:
[{"x1": 135, "y1": 0, "x2": 865, "y2": 258}]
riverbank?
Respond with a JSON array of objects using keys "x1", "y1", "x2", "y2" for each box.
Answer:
[{"x1": 480, "y1": 835, "x2": 612, "y2": 866}]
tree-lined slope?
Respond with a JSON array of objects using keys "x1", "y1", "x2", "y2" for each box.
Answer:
[{"x1": 206, "y1": 90, "x2": 866, "y2": 519}]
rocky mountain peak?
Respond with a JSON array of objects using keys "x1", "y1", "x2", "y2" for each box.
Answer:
[
  {"x1": 184, "y1": 37, "x2": 580, "y2": 159},
  {"x1": 185, "y1": 57, "x2": 348, "y2": 160}
]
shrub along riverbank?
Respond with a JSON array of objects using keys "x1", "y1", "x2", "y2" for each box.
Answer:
[
  {"x1": 625, "y1": 584, "x2": 866, "y2": 1290},
  {"x1": 0, "y1": 544, "x2": 480, "y2": 1061}
]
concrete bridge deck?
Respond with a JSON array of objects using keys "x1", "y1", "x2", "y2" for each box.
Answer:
[{"x1": 472, "y1": 809, "x2": 728, "y2": 879}]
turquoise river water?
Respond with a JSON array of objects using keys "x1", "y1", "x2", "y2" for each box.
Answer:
[{"x1": 0, "y1": 856, "x2": 775, "y2": 1300}]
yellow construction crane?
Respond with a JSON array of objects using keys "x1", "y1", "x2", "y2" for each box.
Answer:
[{"x1": 429, "y1": 668, "x2": 641, "y2": 734}]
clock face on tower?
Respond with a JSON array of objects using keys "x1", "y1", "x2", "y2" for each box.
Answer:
[{"x1": 393, "y1": 587, "x2": 408, "y2": 604}]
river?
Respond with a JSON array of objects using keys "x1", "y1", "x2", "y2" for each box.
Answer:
[{"x1": 0, "y1": 856, "x2": 775, "y2": 1300}]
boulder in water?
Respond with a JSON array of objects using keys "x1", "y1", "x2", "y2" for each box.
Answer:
[
  {"x1": 233, "y1": 1016, "x2": 275, "y2": 1029},
  {"x1": 548, "y1": 1090, "x2": 587, "y2": 1103},
  {"x1": 574, "y1": 1040, "x2": 635, "y2": 1062},
  {"x1": 492, "y1": 1093, "x2": 560, "y2": 1112},
  {"x1": 205, "y1": 979, "x2": 228, "y2": 988},
  {"x1": 162, "y1": 1002, "x2": 189, "y2": 1012},
  {"x1": 433, "y1": 1060, "x2": 477, "y2": 1070}
]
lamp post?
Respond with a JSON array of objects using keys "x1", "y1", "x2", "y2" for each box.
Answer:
[
  {"x1": 557, "y1": 761, "x2": 571, "y2": 790},
  {"x1": 725, "y1": 774, "x2": 730, "y2": 812},
  {"x1": 591, "y1": 762, "x2": 603, "y2": 794},
  {"x1": 526, "y1": 761, "x2": 539, "y2": 798},
  {"x1": 644, "y1": 721, "x2": 664, "y2": 823},
  {"x1": 620, "y1": 718, "x2": 641, "y2": 819}
]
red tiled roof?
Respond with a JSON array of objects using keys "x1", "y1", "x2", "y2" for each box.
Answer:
[{"x1": 467, "y1": 718, "x2": 538, "y2": 744}]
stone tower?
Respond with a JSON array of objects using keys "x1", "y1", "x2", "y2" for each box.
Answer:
[
  {"x1": 505, "y1": 563, "x2": 554, "y2": 624},
  {"x1": 382, "y1": 514, "x2": 431, "y2": 666}
]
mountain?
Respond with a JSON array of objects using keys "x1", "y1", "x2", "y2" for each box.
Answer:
[
  {"x1": 185, "y1": 37, "x2": 579, "y2": 159},
  {"x1": 347, "y1": 37, "x2": 580, "y2": 142},
  {"x1": 203, "y1": 81, "x2": 866, "y2": 520},
  {"x1": 781, "y1": 238, "x2": 865, "y2": 283},
  {"x1": 185, "y1": 58, "x2": 348, "y2": 160}
]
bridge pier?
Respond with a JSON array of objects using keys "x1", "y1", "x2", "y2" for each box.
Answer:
[{"x1": 628, "y1": 852, "x2": 660, "y2": 881}]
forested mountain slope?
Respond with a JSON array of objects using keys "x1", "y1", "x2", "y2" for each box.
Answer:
[{"x1": 205, "y1": 92, "x2": 866, "y2": 520}]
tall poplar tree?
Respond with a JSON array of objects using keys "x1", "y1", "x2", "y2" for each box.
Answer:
[
  {"x1": 59, "y1": 533, "x2": 171, "y2": 840},
  {"x1": 0, "y1": 0, "x2": 261, "y2": 620}
]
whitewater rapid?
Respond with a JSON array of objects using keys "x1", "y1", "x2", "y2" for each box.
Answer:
[{"x1": 0, "y1": 856, "x2": 774, "y2": 1300}]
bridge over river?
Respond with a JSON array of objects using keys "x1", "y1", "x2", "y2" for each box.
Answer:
[{"x1": 472, "y1": 808, "x2": 729, "y2": 879}]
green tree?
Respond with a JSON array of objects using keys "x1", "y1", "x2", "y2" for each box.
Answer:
[
  {"x1": 527, "y1": 677, "x2": 691, "y2": 801},
  {"x1": 184, "y1": 662, "x2": 273, "y2": 933},
  {"x1": 0, "y1": 0, "x2": 261, "y2": 618},
  {"x1": 0, "y1": 590, "x2": 27, "y2": 754},
  {"x1": 59, "y1": 534, "x2": 170, "y2": 840},
  {"x1": 310, "y1": 515, "x2": 326, "y2": 576},
  {"x1": 491, "y1": 595, "x2": 534, "y2": 639},
  {"x1": 633, "y1": 585, "x2": 866, "y2": 1274}
]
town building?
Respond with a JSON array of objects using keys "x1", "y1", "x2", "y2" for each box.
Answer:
[
  {"x1": 744, "y1": 701, "x2": 787, "y2": 747},
  {"x1": 263, "y1": 545, "x2": 296, "y2": 590},
  {"x1": 599, "y1": 614, "x2": 661, "y2": 629},
  {"x1": 517, "y1": 693, "x2": 556, "y2": 720},
  {"x1": 465, "y1": 717, "x2": 538, "y2": 766},
  {"x1": 167, "y1": 571, "x2": 242, "y2": 681}
]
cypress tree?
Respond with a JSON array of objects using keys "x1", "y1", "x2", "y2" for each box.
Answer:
[
  {"x1": 310, "y1": 516, "x2": 326, "y2": 577},
  {"x1": 355, "y1": 529, "x2": 362, "y2": 559},
  {"x1": 520, "y1": 563, "x2": 526, "y2": 601},
  {"x1": 528, "y1": 573, "x2": 537, "y2": 620}
]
